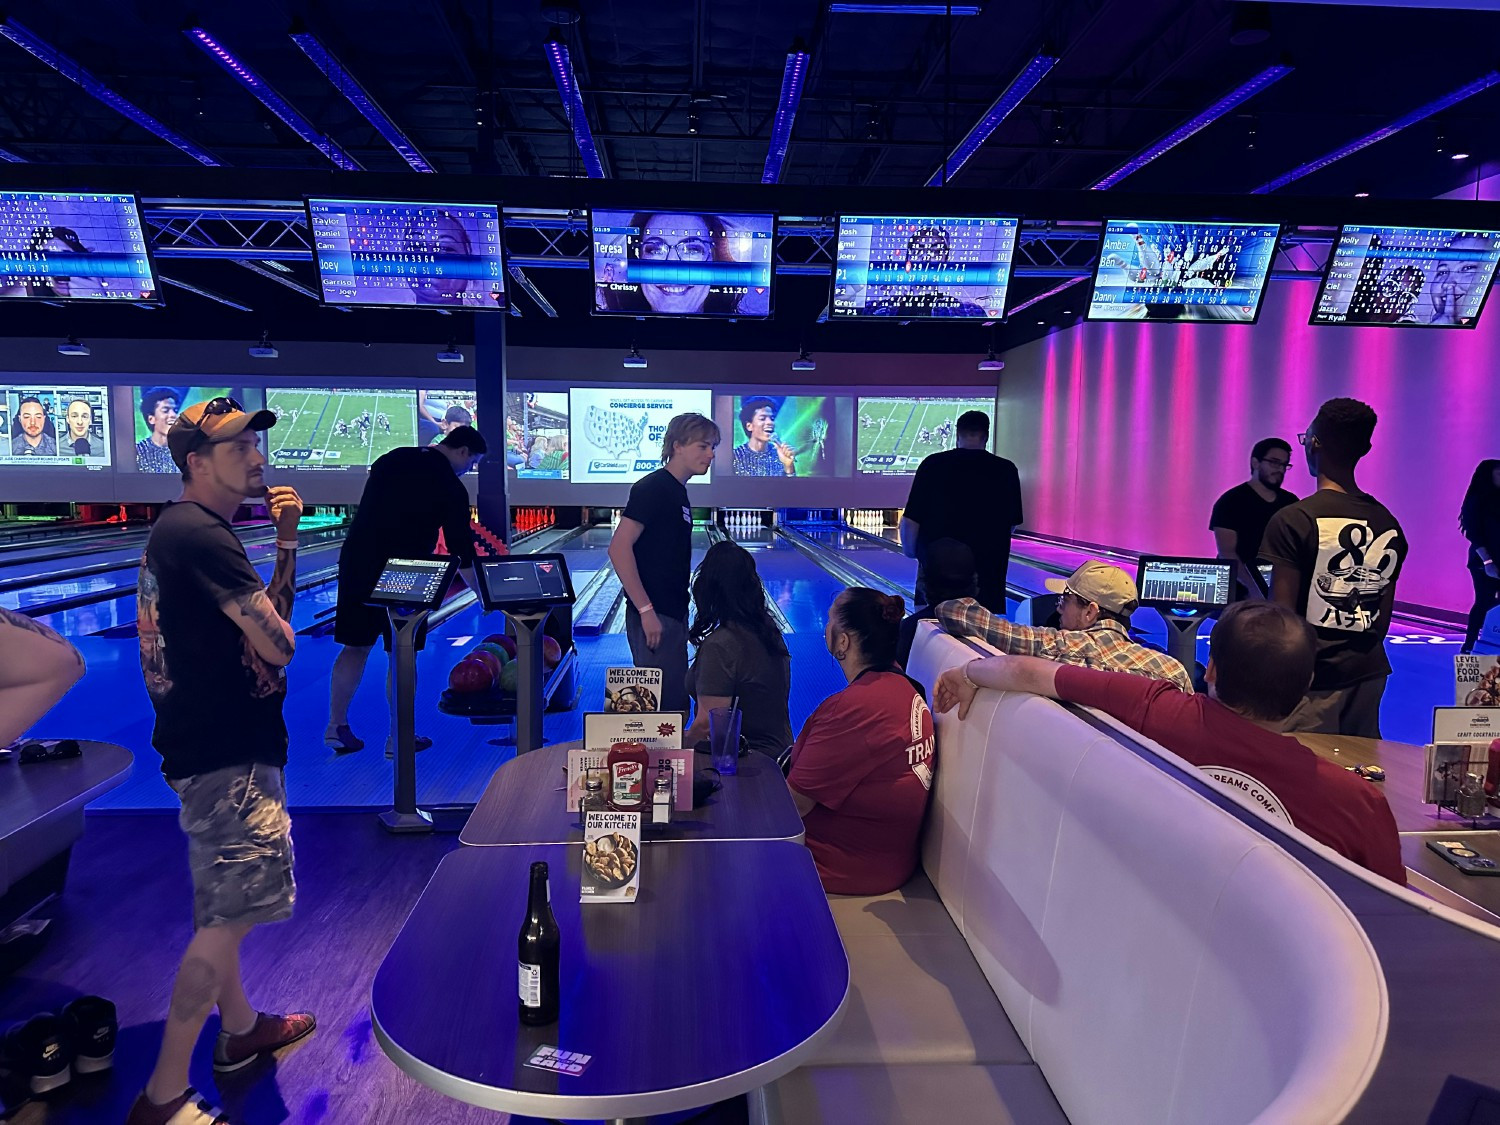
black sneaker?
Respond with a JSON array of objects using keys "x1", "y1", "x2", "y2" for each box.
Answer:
[
  {"x1": 3, "y1": 1013, "x2": 71, "y2": 1094},
  {"x1": 62, "y1": 996, "x2": 115, "y2": 1074}
]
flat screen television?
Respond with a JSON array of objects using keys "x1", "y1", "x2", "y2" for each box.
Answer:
[
  {"x1": 129, "y1": 385, "x2": 246, "y2": 474},
  {"x1": 306, "y1": 198, "x2": 506, "y2": 309},
  {"x1": 590, "y1": 208, "x2": 775, "y2": 319},
  {"x1": 729, "y1": 396, "x2": 841, "y2": 478},
  {"x1": 505, "y1": 390, "x2": 571, "y2": 481},
  {"x1": 1310, "y1": 224, "x2": 1500, "y2": 328},
  {"x1": 569, "y1": 387, "x2": 714, "y2": 485},
  {"x1": 476, "y1": 554, "x2": 576, "y2": 612},
  {"x1": 855, "y1": 396, "x2": 994, "y2": 475},
  {"x1": 1087, "y1": 219, "x2": 1280, "y2": 323},
  {"x1": 367, "y1": 557, "x2": 458, "y2": 610},
  {"x1": 0, "y1": 191, "x2": 157, "y2": 302},
  {"x1": 832, "y1": 214, "x2": 1018, "y2": 319},
  {"x1": 1136, "y1": 555, "x2": 1235, "y2": 611},
  {"x1": 264, "y1": 387, "x2": 415, "y2": 470},
  {"x1": 0, "y1": 384, "x2": 112, "y2": 468}
]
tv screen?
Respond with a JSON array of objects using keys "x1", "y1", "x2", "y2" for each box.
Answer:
[
  {"x1": 1136, "y1": 555, "x2": 1235, "y2": 610},
  {"x1": 477, "y1": 554, "x2": 576, "y2": 611},
  {"x1": 0, "y1": 191, "x2": 157, "y2": 303},
  {"x1": 265, "y1": 387, "x2": 415, "y2": 470},
  {"x1": 1311, "y1": 224, "x2": 1500, "y2": 328},
  {"x1": 832, "y1": 214, "x2": 1018, "y2": 319},
  {"x1": 368, "y1": 557, "x2": 457, "y2": 609},
  {"x1": 1, "y1": 385, "x2": 111, "y2": 467},
  {"x1": 730, "y1": 396, "x2": 839, "y2": 477},
  {"x1": 418, "y1": 388, "x2": 479, "y2": 448},
  {"x1": 1088, "y1": 219, "x2": 1279, "y2": 323},
  {"x1": 506, "y1": 390, "x2": 570, "y2": 481},
  {"x1": 855, "y1": 396, "x2": 993, "y2": 475},
  {"x1": 590, "y1": 209, "x2": 774, "y2": 318},
  {"x1": 130, "y1": 385, "x2": 246, "y2": 473},
  {"x1": 307, "y1": 198, "x2": 506, "y2": 310},
  {"x1": 569, "y1": 387, "x2": 713, "y2": 485}
]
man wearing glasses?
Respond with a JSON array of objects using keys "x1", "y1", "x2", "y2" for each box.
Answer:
[
  {"x1": 129, "y1": 399, "x2": 314, "y2": 1125},
  {"x1": 1209, "y1": 438, "x2": 1299, "y2": 599}
]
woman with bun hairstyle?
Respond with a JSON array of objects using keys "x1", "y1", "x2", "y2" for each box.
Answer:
[{"x1": 787, "y1": 588, "x2": 937, "y2": 895}]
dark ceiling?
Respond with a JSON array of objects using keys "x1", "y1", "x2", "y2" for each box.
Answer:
[{"x1": 1, "y1": 0, "x2": 1497, "y2": 354}]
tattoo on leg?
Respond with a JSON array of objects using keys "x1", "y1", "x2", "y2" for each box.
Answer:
[
  {"x1": 170, "y1": 956, "x2": 219, "y2": 1022},
  {"x1": 0, "y1": 606, "x2": 81, "y2": 663}
]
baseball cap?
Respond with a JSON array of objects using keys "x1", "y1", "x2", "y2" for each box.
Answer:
[
  {"x1": 167, "y1": 397, "x2": 277, "y2": 470},
  {"x1": 1045, "y1": 560, "x2": 1138, "y2": 615}
]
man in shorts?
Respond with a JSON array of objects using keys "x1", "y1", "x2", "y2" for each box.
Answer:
[{"x1": 128, "y1": 399, "x2": 314, "y2": 1125}]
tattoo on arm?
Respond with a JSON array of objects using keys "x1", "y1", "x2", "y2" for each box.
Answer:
[
  {"x1": 0, "y1": 605, "x2": 83, "y2": 665},
  {"x1": 265, "y1": 547, "x2": 297, "y2": 623},
  {"x1": 233, "y1": 589, "x2": 295, "y2": 661}
]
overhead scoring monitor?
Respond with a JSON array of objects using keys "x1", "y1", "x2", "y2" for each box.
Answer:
[
  {"x1": 1136, "y1": 555, "x2": 1235, "y2": 611},
  {"x1": 477, "y1": 553, "x2": 576, "y2": 612},
  {"x1": 832, "y1": 214, "x2": 1019, "y2": 319},
  {"x1": 590, "y1": 208, "x2": 775, "y2": 319},
  {"x1": 1088, "y1": 219, "x2": 1279, "y2": 323},
  {"x1": 367, "y1": 557, "x2": 458, "y2": 611},
  {"x1": 306, "y1": 198, "x2": 506, "y2": 310},
  {"x1": 1311, "y1": 224, "x2": 1500, "y2": 329},
  {"x1": 0, "y1": 191, "x2": 157, "y2": 303}
]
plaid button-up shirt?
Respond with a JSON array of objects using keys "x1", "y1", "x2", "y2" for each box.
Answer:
[{"x1": 936, "y1": 597, "x2": 1194, "y2": 694}]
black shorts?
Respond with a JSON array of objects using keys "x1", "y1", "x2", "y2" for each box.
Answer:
[{"x1": 334, "y1": 580, "x2": 431, "y2": 650}]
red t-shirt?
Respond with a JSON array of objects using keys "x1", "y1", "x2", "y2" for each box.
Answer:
[
  {"x1": 1055, "y1": 665, "x2": 1406, "y2": 885},
  {"x1": 789, "y1": 671, "x2": 936, "y2": 895}
]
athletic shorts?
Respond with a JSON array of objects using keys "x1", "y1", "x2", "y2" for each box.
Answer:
[
  {"x1": 170, "y1": 763, "x2": 296, "y2": 931},
  {"x1": 334, "y1": 575, "x2": 428, "y2": 650}
]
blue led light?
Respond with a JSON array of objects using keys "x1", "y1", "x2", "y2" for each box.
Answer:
[
  {"x1": 1091, "y1": 65, "x2": 1292, "y2": 190},
  {"x1": 545, "y1": 34, "x2": 606, "y2": 178},
  {"x1": 290, "y1": 31, "x2": 435, "y2": 173},
  {"x1": 0, "y1": 18, "x2": 221, "y2": 166},
  {"x1": 762, "y1": 49, "x2": 810, "y2": 184},
  {"x1": 186, "y1": 26, "x2": 362, "y2": 172},
  {"x1": 925, "y1": 54, "x2": 1058, "y2": 187},
  {"x1": 1253, "y1": 71, "x2": 1500, "y2": 194},
  {"x1": 829, "y1": 4, "x2": 982, "y2": 13},
  {"x1": 0, "y1": 146, "x2": 25, "y2": 162},
  {"x1": 1006, "y1": 275, "x2": 1087, "y2": 317}
]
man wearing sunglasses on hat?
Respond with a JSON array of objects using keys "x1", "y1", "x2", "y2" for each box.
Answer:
[{"x1": 129, "y1": 398, "x2": 313, "y2": 1125}]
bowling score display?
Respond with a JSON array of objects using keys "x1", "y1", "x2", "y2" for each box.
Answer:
[
  {"x1": 367, "y1": 557, "x2": 458, "y2": 611},
  {"x1": 832, "y1": 214, "x2": 1018, "y2": 319},
  {"x1": 1311, "y1": 224, "x2": 1500, "y2": 329},
  {"x1": 1088, "y1": 219, "x2": 1279, "y2": 323},
  {"x1": 0, "y1": 191, "x2": 158, "y2": 304},
  {"x1": 569, "y1": 387, "x2": 712, "y2": 485},
  {"x1": 590, "y1": 209, "x2": 775, "y2": 319},
  {"x1": 1135, "y1": 556, "x2": 1234, "y2": 611},
  {"x1": 476, "y1": 554, "x2": 576, "y2": 613}
]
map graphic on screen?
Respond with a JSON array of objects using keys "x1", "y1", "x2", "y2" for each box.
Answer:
[
  {"x1": 569, "y1": 388, "x2": 712, "y2": 485},
  {"x1": 307, "y1": 199, "x2": 506, "y2": 309},
  {"x1": 591, "y1": 209, "x2": 774, "y2": 318},
  {"x1": 1311, "y1": 225, "x2": 1500, "y2": 329},
  {"x1": 131, "y1": 385, "x2": 245, "y2": 473},
  {"x1": 1088, "y1": 219, "x2": 1279, "y2": 323},
  {"x1": 265, "y1": 388, "x2": 415, "y2": 470},
  {"x1": 832, "y1": 215, "x2": 1018, "y2": 319},
  {"x1": 506, "y1": 390, "x2": 570, "y2": 480},
  {"x1": 731, "y1": 396, "x2": 836, "y2": 477},
  {"x1": 856, "y1": 396, "x2": 993, "y2": 475},
  {"x1": 0, "y1": 192, "x2": 157, "y2": 303},
  {"x1": 0, "y1": 385, "x2": 111, "y2": 467}
]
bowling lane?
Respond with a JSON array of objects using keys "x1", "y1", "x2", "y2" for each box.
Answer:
[{"x1": 722, "y1": 529, "x2": 854, "y2": 634}]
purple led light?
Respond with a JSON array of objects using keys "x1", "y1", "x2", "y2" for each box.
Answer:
[
  {"x1": 290, "y1": 31, "x2": 435, "y2": 173},
  {"x1": 186, "y1": 26, "x2": 362, "y2": 172},
  {"x1": 0, "y1": 146, "x2": 25, "y2": 163},
  {"x1": 1091, "y1": 64, "x2": 1292, "y2": 190},
  {"x1": 1253, "y1": 70, "x2": 1500, "y2": 194},
  {"x1": 926, "y1": 54, "x2": 1058, "y2": 186},
  {"x1": 762, "y1": 49, "x2": 810, "y2": 184},
  {"x1": 1006, "y1": 275, "x2": 1087, "y2": 317},
  {"x1": 0, "y1": 17, "x2": 221, "y2": 166},
  {"x1": 545, "y1": 35, "x2": 605, "y2": 178}
]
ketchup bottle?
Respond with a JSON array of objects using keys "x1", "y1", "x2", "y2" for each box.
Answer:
[{"x1": 607, "y1": 741, "x2": 650, "y2": 811}]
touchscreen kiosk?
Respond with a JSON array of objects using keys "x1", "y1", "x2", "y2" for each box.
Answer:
[
  {"x1": 368, "y1": 557, "x2": 457, "y2": 610},
  {"x1": 1255, "y1": 563, "x2": 1274, "y2": 598},
  {"x1": 1136, "y1": 556, "x2": 1234, "y2": 611},
  {"x1": 476, "y1": 553, "x2": 576, "y2": 612}
]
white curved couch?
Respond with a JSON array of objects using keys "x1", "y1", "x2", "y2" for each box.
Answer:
[{"x1": 755, "y1": 625, "x2": 1388, "y2": 1125}]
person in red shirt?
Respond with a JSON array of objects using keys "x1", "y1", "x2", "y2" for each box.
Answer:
[
  {"x1": 789, "y1": 588, "x2": 936, "y2": 895},
  {"x1": 934, "y1": 600, "x2": 1405, "y2": 884}
]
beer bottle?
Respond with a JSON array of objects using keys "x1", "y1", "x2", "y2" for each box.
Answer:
[{"x1": 518, "y1": 861, "x2": 560, "y2": 1025}]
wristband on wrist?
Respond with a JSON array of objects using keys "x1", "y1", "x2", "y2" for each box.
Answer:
[
  {"x1": 276, "y1": 540, "x2": 299, "y2": 551},
  {"x1": 637, "y1": 603, "x2": 654, "y2": 614},
  {"x1": 961, "y1": 659, "x2": 979, "y2": 689}
]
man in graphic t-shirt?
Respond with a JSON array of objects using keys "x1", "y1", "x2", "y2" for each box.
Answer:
[
  {"x1": 1261, "y1": 398, "x2": 1406, "y2": 738},
  {"x1": 607, "y1": 412, "x2": 720, "y2": 712},
  {"x1": 1209, "y1": 437, "x2": 1298, "y2": 597}
]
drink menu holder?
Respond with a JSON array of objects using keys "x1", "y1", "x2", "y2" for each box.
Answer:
[{"x1": 1424, "y1": 707, "x2": 1500, "y2": 825}]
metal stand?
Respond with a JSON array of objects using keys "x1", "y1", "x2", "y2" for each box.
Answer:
[
  {"x1": 508, "y1": 608, "x2": 552, "y2": 755},
  {"x1": 1153, "y1": 608, "x2": 1211, "y2": 687},
  {"x1": 380, "y1": 608, "x2": 434, "y2": 834}
]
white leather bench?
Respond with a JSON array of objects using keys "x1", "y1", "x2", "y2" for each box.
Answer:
[{"x1": 754, "y1": 625, "x2": 1388, "y2": 1124}]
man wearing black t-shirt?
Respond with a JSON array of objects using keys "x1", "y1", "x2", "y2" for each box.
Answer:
[
  {"x1": 1262, "y1": 398, "x2": 1406, "y2": 738},
  {"x1": 326, "y1": 426, "x2": 485, "y2": 755},
  {"x1": 1209, "y1": 437, "x2": 1298, "y2": 597},
  {"x1": 900, "y1": 411, "x2": 1022, "y2": 613},
  {"x1": 129, "y1": 399, "x2": 314, "y2": 1125},
  {"x1": 607, "y1": 412, "x2": 720, "y2": 713}
]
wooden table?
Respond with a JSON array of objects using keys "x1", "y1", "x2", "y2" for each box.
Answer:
[
  {"x1": 1398, "y1": 831, "x2": 1500, "y2": 924},
  {"x1": 1292, "y1": 732, "x2": 1466, "y2": 833},
  {"x1": 460, "y1": 744, "x2": 804, "y2": 847},
  {"x1": 371, "y1": 841, "x2": 848, "y2": 1119}
]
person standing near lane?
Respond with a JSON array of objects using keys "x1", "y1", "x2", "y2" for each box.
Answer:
[
  {"x1": 1209, "y1": 437, "x2": 1298, "y2": 598},
  {"x1": 900, "y1": 410, "x2": 1022, "y2": 614},
  {"x1": 607, "y1": 412, "x2": 720, "y2": 714},
  {"x1": 1460, "y1": 458, "x2": 1500, "y2": 653},
  {"x1": 1262, "y1": 398, "x2": 1406, "y2": 738}
]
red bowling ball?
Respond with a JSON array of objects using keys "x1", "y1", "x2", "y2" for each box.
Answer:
[
  {"x1": 542, "y1": 635, "x2": 563, "y2": 669},
  {"x1": 468, "y1": 649, "x2": 505, "y2": 680},
  {"x1": 448, "y1": 657, "x2": 494, "y2": 694},
  {"x1": 484, "y1": 633, "x2": 518, "y2": 660}
]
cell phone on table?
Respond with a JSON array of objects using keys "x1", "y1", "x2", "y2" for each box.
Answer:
[{"x1": 1426, "y1": 839, "x2": 1500, "y2": 876}]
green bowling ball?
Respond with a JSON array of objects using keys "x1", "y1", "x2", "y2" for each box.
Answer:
[
  {"x1": 498, "y1": 661, "x2": 520, "y2": 695},
  {"x1": 475, "y1": 642, "x2": 512, "y2": 666}
]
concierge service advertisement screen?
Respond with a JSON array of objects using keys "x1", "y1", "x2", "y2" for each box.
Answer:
[{"x1": 569, "y1": 388, "x2": 712, "y2": 485}]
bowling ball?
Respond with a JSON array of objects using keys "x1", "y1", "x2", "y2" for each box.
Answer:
[
  {"x1": 542, "y1": 635, "x2": 563, "y2": 669},
  {"x1": 475, "y1": 642, "x2": 512, "y2": 666},
  {"x1": 448, "y1": 658, "x2": 494, "y2": 694},
  {"x1": 484, "y1": 634, "x2": 518, "y2": 660},
  {"x1": 468, "y1": 649, "x2": 504, "y2": 679},
  {"x1": 498, "y1": 661, "x2": 520, "y2": 695}
]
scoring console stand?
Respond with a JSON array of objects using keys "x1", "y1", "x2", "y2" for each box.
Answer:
[{"x1": 1135, "y1": 555, "x2": 1237, "y2": 687}]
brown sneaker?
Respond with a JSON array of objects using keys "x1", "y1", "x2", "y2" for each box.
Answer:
[
  {"x1": 124, "y1": 1086, "x2": 234, "y2": 1124},
  {"x1": 212, "y1": 1011, "x2": 316, "y2": 1073}
]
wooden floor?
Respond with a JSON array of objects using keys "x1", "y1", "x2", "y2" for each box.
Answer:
[{"x1": 1, "y1": 813, "x2": 748, "y2": 1125}]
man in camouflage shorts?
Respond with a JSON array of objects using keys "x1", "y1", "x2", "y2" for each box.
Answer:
[{"x1": 127, "y1": 401, "x2": 316, "y2": 1125}]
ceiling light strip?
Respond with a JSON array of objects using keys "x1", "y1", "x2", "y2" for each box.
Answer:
[
  {"x1": 1006, "y1": 274, "x2": 1086, "y2": 316},
  {"x1": 544, "y1": 34, "x2": 606, "y2": 178},
  {"x1": 0, "y1": 145, "x2": 26, "y2": 162},
  {"x1": 763, "y1": 48, "x2": 811, "y2": 184},
  {"x1": 925, "y1": 53, "x2": 1059, "y2": 187}
]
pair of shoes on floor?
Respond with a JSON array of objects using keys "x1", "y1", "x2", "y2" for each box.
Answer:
[
  {"x1": 1, "y1": 995, "x2": 116, "y2": 1096},
  {"x1": 385, "y1": 735, "x2": 433, "y2": 759},
  {"x1": 324, "y1": 724, "x2": 365, "y2": 753}
]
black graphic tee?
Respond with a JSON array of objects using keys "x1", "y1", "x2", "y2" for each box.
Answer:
[
  {"x1": 623, "y1": 468, "x2": 692, "y2": 621},
  {"x1": 1261, "y1": 491, "x2": 1406, "y2": 690},
  {"x1": 1208, "y1": 482, "x2": 1298, "y2": 570},
  {"x1": 138, "y1": 502, "x2": 288, "y2": 779}
]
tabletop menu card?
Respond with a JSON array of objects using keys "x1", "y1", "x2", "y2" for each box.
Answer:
[
  {"x1": 582, "y1": 711, "x2": 683, "y2": 750},
  {"x1": 605, "y1": 667, "x2": 663, "y2": 712},
  {"x1": 1456, "y1": 655, "x2": 1500, "y2": 706},
  {"x1": 581, "y1": 810, "x2": 641, "y2": 903}
]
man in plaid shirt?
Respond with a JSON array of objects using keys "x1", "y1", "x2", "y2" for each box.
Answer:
[{"x1": 937, "y1": 560, "x2": 1194, "y2": 694}]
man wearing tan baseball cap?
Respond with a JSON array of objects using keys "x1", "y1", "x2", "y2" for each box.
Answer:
[{"x1": 937, "y1": 559, "x2": 1193, "y2": 693}]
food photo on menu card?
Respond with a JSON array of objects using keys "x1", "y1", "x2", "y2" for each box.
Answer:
[{"x1": 581, "y1": 811, "x2": 641, "y2": 902}]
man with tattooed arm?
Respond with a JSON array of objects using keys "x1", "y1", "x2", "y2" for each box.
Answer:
[{"x1": 128, "y1": 399, "x2": 314, "y2": 1125}]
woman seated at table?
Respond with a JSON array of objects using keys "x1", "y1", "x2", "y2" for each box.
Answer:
[
  {"x1": 787, "y1": 588, "x2": 936, "y2": 895},
  {"x1": 683, "y1": 542, "x2": 793, "y2": 756}
]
